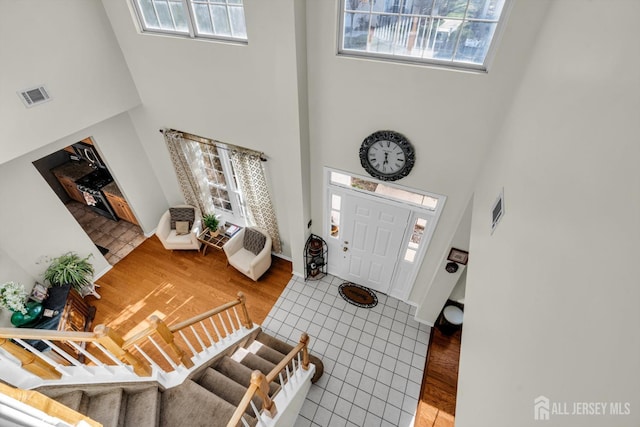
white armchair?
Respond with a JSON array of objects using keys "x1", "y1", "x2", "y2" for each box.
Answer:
[
  {"x1": 223, "y1": 227, "x2": 272, "y2": 281},
  {"x1": 155, "y1": 205, "x2": 202, "y2": 251}
]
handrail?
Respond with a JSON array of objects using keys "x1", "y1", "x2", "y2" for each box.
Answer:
[
  {"x1": 266, "y1": 336, "x2": 309, "y2": 384},
  {"x1": 0, "y1": 328, "x2": 97, "y2": 342},
  {"x1": 0, "y1": 383, "x2": 101, "y2": 427},
  {"x1": 169, "y1": 292, "x2": 252, "y2": 332},
  {"x1": 227, "y1": 333, "x2": 310, "y2": 427}
]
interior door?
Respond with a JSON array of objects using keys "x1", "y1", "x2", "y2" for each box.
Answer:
[{"x1": 339, "y1": 194, "x2": 410, "y2": 293}]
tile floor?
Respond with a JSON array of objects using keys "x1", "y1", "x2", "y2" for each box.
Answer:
[
  {"x1": 65, "y1": 201, "x2": 147, "y2": 265},
  {"x1": 261, "y1": 274, "x2": 431, "y2": 427}
]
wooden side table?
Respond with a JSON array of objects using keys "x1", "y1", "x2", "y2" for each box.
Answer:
[{"x1": 197, "y1": 228, "x2": 230, "y2": 256}]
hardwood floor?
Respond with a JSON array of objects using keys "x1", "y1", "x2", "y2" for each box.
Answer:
[
  {"x1": 91, "y1": 236, "x2": 292, "y2": 339},
  {"x1": 90, "y1": 235, "x2": 462, "y2": 425},
  {"x1": 416, "y1": 326, "x2": 462, "y2": 427}
]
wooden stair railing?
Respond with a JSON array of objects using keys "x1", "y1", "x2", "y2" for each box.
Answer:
[
  {"x1": 120, "y1": 292, "x2": 253, "y2": 372},
  {"x1": 227, "y1": 333, "x2": 311, "y2": 427},
  {"x1": 1, "y1": 293, "x2": 314, "y2": 427},
  {"x1": 0, "y1": 291, "x2": 255, "y2": 382}
]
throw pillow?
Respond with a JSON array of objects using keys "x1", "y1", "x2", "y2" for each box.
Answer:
[
  {"x1": 169, "y1": 207, "x2": 195, "y2": 230},
  {"x1": 243, "y1": 228, "x2": 267, "y2": 255},
  {"x1": 175, "y1": 221, "x2": 190, "y2": 235}
]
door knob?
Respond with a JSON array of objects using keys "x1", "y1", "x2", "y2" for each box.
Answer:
[{"x1": 343, "y1": 247, "x2": 349, "y2": 252}]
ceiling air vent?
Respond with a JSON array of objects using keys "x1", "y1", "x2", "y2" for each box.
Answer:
[{"x1": 18, "y1": 85, "x2": 51, "y2": 108}]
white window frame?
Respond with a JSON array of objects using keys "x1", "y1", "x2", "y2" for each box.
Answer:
[
  {"x1": 130, "y1": 0, "x2": 248, "y2": 43},
  {"x1": 202, "y1": 143, "x2": 248, "y2": 226},
  {"x1": 337, "y1": 0, "x2": 512, "y2": 72}
]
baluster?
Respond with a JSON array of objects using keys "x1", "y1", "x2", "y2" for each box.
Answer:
[
  {"x1": 285, "y1": 364, "x2": 291, "y2": 386},
  {"x1": 178, "y1": 330, "x2": 198, "y2": 355},
  {"x1": 150, "y1": 316, "x2": 193, "y2": 368},
  {"x1": 189, "y1": 325, "x2": 206, "y2": 351},
  {"x1": 217, "y1": 313, "x2": 230, "y2": 337},
  {"x1": 249, "y1": 400, "x2": 264, "y2": 425},
  {"x1": 134, "y1": 344, "x2": 165, "y2": 375},
  {"x1": 94, "y1": 324, "x2": 151, "y2": 377},
  {"x1": 279, "y1": 372, "x2": 287, "y2": 397},
  {"x1": 237, "y1": 292, "x2": 253, "y2": 329},
  {"x1": 232, "y1": 307, "x2": 242, "y2": 330},
  {"x1": 41, "y1": 340, "x2": 92, "y2": 374},
  {"x1": 209, "y1": 317, "x2": 222, "y2": 344},
  {"x1": 251, "y1": 370, "x2": 277, "y2": 418},
  {"x1": 198, "y1": 321, "x2": 214, "y2": 347},
  {"x1": 66, "y1": 341, "x2": 104, "y2": 368},
  {"x1": 226, "y1": 310, "x2": 237, "y2": 334},
  {"x1": 93, "y1": 342, "x2": 127, "y2": 366},
  {"x1": 148, "y1": 336, "x2": 178, "y2": 370}
]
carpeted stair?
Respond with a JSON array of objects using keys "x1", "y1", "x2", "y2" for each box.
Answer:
[{"x1": 38, "y1": 328, "x2": 323, "y2": 427}]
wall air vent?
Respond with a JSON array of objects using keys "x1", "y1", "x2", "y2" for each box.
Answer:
[
  {"x1": 491, "y1": 188, "x2": 505, "y2": 234},
  {"x1": 18, "y1": 85, "x2": 51, "y2": 108}
]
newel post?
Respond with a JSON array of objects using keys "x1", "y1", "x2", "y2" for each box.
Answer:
[
  {"x1": 251, "y1": 370, "x2": 277, "y2": 418},
  {"x1": 94, "y1": 324, "x2": 151, "y2": 377},
  {"x1": 237, "y1": 292, "x2": 253, "y2": 329},
  {"x1": 299, "y1": 332, "x2": 310, "y2": 370},
  {"x1": 149, "y1": 315, "x2": 193, "y2": 368}
]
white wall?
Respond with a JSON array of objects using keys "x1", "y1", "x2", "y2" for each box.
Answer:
[
  {"x1": 305, "y1": 0, "x2": 550, "y2": 315},
  {"x1": 0, "y1": 0, "x2": 140, "y2": 165},
  {"x1": 101, "y1": 0, "x2": 311, "y2": 266},
  {"x1": 457, "y1": 1, "x2": 640, "y2": 426}
]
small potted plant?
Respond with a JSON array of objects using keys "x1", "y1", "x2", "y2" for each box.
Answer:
[
  {"x1": 202, "y1": 214, "x2": 220, "y2": 237},
  {"x1": 44, "y1": 252, "x2": 94, "y2": 294}
]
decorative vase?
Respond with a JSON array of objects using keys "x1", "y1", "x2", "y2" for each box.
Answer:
[{"x1": 11, "y1": 301, "x2": 44, "y2": 327}]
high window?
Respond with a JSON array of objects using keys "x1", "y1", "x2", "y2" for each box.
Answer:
[
  {"x1": 131, "y1": 0, "x2": 247, "y2": 42},
  {"x1": 339, "y1": 0, "x2": 509, "y2": 71}
]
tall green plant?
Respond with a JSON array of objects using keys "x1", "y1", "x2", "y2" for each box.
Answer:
[{"x1": 44, "y1": 252, "x2": 94, "y2": 292}]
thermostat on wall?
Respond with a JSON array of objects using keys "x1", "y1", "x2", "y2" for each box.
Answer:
[{"x1": 491, "y1": 188, "x2": 504, "y2": 234}]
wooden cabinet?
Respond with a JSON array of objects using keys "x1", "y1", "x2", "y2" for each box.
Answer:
[
  {"x1": 104, "y1": 191, "x2": 138, "y2": 225},
  {"x1": 56, "y1": 175, "x2": 85, "y2": 203}
]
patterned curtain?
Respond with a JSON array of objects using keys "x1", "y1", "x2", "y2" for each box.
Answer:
[
  {"x1": 230, "y1": 151, "x2": 282, "y2": 253},
  {"x1": 163, "y1": 130, "x2": 214, "y2": 215}
]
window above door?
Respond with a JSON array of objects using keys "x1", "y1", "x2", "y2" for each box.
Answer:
[{"x1": 338, "y1": 0, "x2": 511, "y2": 71}]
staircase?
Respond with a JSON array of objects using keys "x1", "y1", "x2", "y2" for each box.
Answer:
[{"x1": 37, "y1": 329, "x2": 323, "y2": 427}]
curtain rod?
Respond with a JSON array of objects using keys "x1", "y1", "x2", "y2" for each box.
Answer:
[{"x1": 160, "y1": 128, "x2": 267, "y2": 161}]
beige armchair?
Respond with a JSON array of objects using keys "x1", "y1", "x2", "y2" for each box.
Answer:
[
  {"x1": 223, "y1": 227, "x2": 272, "y2": 281},
  {"x1": 155, "y1": 205, "x2": 202, "y2": 250}
]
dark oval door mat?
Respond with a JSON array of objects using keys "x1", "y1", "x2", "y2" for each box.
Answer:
[{"x1": 339, "y1": 282, "x2": 378, "y2": 308}]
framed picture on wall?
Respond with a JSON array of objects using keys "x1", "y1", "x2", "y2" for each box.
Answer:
[
  {"x1": 447, "y1": 248, "x2": 469, "y2": 265},
  {"x1": 29, "y1": 282, "x2": 49, "y2": 302}
]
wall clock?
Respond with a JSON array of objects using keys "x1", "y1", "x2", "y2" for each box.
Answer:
[{"x1": 359, "y1": 130, "x2": 415, "y2": 181}]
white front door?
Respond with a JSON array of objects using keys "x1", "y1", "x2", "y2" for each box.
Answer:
[{"x1": 338, "y1": 194, "x2": 410, "y2": 293}]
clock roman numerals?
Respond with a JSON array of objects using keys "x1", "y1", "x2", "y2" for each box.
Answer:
[{"x1": 360, "y1": 131, "x2": 415, "y2": 181}]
